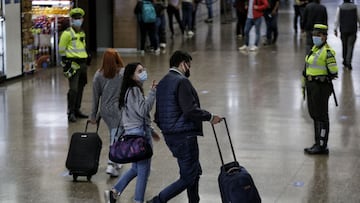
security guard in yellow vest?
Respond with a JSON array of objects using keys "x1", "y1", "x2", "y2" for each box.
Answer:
[
  {"x1": 302, "y1": 24, "x2": 338, "y2": 155},
  {"x1": 59, "y1": 8, "x2": 89, "y2": 122}
]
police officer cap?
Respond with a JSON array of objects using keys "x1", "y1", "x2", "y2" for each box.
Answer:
[
  {"x1": 313, "y1": 24, "x2": 328, "y2": 34},
  {"x1": 70, "y1": 8, "x2": 85, "y2": 18}
]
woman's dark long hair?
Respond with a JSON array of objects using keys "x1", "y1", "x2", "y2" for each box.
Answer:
[{"x1": 119, "y1": 62, "x2": 144, "y2": 108}]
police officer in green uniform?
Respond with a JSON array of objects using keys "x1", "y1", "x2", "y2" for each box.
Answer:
[
  {"x1": 59, "y1": 8, "x2": 89, "y2": 122},
  {"x1": 302, "y1": 24, "x2": 338, "y2": 155}
]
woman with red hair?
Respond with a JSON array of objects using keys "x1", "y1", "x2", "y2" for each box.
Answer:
[{"x1": 89, "y1": 48, "x2": 124, "y2": 177}]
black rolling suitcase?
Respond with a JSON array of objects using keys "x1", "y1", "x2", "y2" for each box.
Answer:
[
  {"x1": 211, "y1": 118, "x2": 261, "y2": 203},
  {"x1": 66, "y1": 120, "x2": 102, "y2": 181}
]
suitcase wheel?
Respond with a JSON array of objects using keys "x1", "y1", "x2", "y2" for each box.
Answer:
[
  {"x1": 72, "y1": 175, "x2": 78, "y2": 182},
  {"x1": 87, "y1": 176, "x2": 92, "y2": 181}
]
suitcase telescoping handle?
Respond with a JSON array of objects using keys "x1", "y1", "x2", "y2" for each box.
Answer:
[
  {"x1": 211, "y1": 117, "x2": 237, "y2": 166},
  {"x1": 85, "y1": 117, "x2": 101, "y2": 133}
]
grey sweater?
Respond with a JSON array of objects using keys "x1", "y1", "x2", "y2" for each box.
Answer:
[
  {"x1": 122, "y1": 86, "x2": 156, "y2": 131},
  {"x1": 90, "y1": 70, "x2": 123, "y2": 130}
]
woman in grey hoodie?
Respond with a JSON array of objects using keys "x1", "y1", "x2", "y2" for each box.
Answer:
[
  {"x1": 104, "y1": 62, "x2": 160, "y2": 203},
  {"x1": 89, "y1": 48, "x2": 124, "y2": 177}
]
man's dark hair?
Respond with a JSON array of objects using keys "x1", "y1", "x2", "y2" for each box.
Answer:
[{"x1": 169, "y1": 50, "x2": 192, "y2": 68}]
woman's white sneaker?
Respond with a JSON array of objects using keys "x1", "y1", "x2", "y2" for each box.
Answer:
[
  {"x1": 249, "y1": 46, "x2": 258, "y2": 51},
  {"x1": 238, "y1": 45, "x2": 248, "y2": 51},
  {"x1": 106, "y1": 164, "x2": 120, "y2": 177}
]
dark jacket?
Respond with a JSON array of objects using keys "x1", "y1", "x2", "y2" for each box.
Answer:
[
  {"x1": 154, "y1": 0, "x2": 167, "y2": 16},
  {"x1": 265, "y1": 0, "x2": 279, "y2": 13},
  {"x1": 339, "y1": 2, "x2": 358, "y2": 33},
  {"x1": 303, "y1": 2, "x2": 327, "y2": 31},
  {"x1": 233, "y1": 0, "x2": 247, "y2": 13},
  {"x1": 155, "y1": 70, "x2": 212, "y2": 137}
]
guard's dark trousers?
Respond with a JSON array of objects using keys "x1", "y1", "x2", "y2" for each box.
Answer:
[
  {"x1": 306, "y1": 80, "x2": 332, "y2": 152},
  {"x1": 67, "y1": 62, "x2": 87, "y2": 116}
]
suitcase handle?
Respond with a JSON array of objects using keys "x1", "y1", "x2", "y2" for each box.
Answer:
[
  {"x1": 85, "y1": 117, "x2": 101, "y2": 133},
  {"x1": 211, "y1": 117, "x2": 237, "y2": 166}
]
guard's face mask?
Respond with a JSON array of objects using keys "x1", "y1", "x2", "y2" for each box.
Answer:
[
  {"x1": 312, "y1": 36, "x2": 323, "y2": 47},
  {"x1": 72, "y1": 19, "x2": 83, "y2": 28}
]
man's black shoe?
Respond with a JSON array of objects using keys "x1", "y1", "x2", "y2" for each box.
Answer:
[
  {"x1": 68, "y1": 113, "x2": 77, "y2": 123},
  {"x1": 75, "y1": 111, "x2": 88, "y2": 118},
  {"x1": 263, "y1": 40, "x2": 272, "y2": 46},
  {"x1": 146, "y1": 196, "x2": 158, "y2": 203},
  {"x1": 304, "y1": 145, "x2": 329, "y2": 155},
  {"x1": 204, "y1": 18, "x2": 213, "y2": 23}
]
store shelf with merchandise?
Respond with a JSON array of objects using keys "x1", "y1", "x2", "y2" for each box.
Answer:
[
  {"x1": 22, "y1": 0, "x2": 35, "y2": 73},
  {"x1": 32, "y1": 0, "x2": 71, "y2": 70},
  {"x1": 21, "y1": 0, "x2": 71, "y2": 73}
]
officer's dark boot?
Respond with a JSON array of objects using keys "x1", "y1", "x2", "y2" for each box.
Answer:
[
  {"x1": 318, "y1": 121, "x2": 329, "y2": 152},
  {"x1": 75, "y1": 110, "x2": 88, "y2": 118},
  {"x1": 68, "y1": 112, "x2": 77, "y2": 122},
  {"x1": 304, "y1": 121, "x2": 320, "y2": 151},
  {"x1": 304, "y1": 121, "x2": 329, "y2": 155}
]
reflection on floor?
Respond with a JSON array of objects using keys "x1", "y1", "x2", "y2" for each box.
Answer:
[{"x1": 1, "y1": 1, "x2": 360, "y2": 203}]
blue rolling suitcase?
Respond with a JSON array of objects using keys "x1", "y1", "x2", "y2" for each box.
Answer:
[{"x1": 212, "y1": 118, "x2": 261, "y2": 203}]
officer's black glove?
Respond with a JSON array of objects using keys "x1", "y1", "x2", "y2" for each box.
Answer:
[
  {"x1": 302, "y1": 69, "x2": 307, "y2": 77},
  {"x1": 328, "y1": 73, "x2": 338, "y2": 80},
  {"x1": 61, "y1": 56, "x2": 71, "y2": 72},
  {"x1": 61, "y1": 56, "x2": 67, "y2": 64}
]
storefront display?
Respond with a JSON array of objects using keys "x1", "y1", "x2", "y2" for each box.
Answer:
[
  {"x1": 0, "y1": 12, "x2": 5, "y2": 82},
  {"x1": 0, "y1": 0, "x2": 4, "y2": 81},
  {"x1": 21, "y1": 0, "x2": 71, "y2": 73},
  {"x1": 21, "y1": 0, "x2": 34, "y2": 73}
]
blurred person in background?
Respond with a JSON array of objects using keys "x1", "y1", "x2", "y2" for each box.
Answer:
[
  {"x1": 333, "y1": 0, "x2": 360, "y2": 70},
  {"x1": 234, "y1": 0, "x2": 247, "y2": 39},
  {"x1": 302, "y1": 0, "x2": 327, "y2": 53},
  {"x1": 167, "y1": 0, "x2": 185, "y2": 38},
  {"x1": 238, "y1": 0, "x2": 269, "y2": 52},
  {"x1": 293, "y1": 0, "x2": 308, "y2": 34},
  {"x1": 263, "y1": 0, "x2": 280, "y2": 45}
]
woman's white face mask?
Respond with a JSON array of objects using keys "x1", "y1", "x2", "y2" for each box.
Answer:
[{"x1": 137, "y1": 71, "x2": 148, "y2": 83}]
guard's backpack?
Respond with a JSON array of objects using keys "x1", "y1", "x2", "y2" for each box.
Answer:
[{"x1": 142, "y1": 1, "x2": 156, "y2": 23}]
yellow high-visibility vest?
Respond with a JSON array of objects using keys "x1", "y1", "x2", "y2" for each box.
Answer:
[
  {"x1": 59, "y1": 27, "x2": 88, "y2": 59},
  {"x1": 305, "y1": 44, "x2": 338, "y2": 76}
]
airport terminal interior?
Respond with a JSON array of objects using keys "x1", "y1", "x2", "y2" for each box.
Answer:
[{"x1": 1, "y1": 0, "x2": 360, "y2": 202}]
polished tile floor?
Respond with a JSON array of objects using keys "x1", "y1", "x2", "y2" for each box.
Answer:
[{"x1": 1, "y1": 1, "x2": 360, "y2": 203}]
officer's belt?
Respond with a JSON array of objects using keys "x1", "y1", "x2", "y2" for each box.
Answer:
[
  {"x1": 67, "y1": 58, "x2": 87, "y2": 64},
  {"x1": 306, "y1": 75, "x2": 328, "y2": 82}
]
